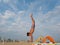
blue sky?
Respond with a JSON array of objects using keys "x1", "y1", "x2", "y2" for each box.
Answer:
[{"x1": 0, "y1": 0, "x2": 60, "y2": 42}]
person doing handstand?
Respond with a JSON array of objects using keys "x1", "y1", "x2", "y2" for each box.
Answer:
[{"x1": 27, "y1": 13, "x2": 35, "y2": 42}]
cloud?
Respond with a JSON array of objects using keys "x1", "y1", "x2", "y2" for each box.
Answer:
[
  {"x1": 0, "y1": 10, "x2": 16, "y2": 25},
  {"x1": 3, "y1": 0, "x2": 10, "y2": 3},
  {"x1": 2, "y1": 10, "x2": 16, "y2": 19},
  {"x1": 0, "y1": 10, "x2": 26, "y2": 31},
  {"x1": 1, "y1": 0, "x2": 18, "y2": 12},
  {"x1": 18, "y1": 11, "x2": 25, "y2": 15},
  {"x1": 57, "y1": 23, "x2": 60, "y2": 26},
  {"x1": 39, "y1": 5, "x2": 60, "y2": 24},
  {"x1": 9, "y1": 3, "x2": 18, "y2": 11},
  {"x1": 0, "y1": 0, "x2": 1, "y2": 2},
  {"x1": 0, "y1": 9, "x2": 31, "y2": 40},
  {"x1": 33, "y1": 5, "x2": 60, "y2": 41},
  {"x1": 0, "y1": 0, "x2": 11, "y2": 3}
]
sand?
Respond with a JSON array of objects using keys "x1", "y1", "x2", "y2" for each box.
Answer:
[{"x1": 0, "y1": 41, "x2": 32, "y2": 45}]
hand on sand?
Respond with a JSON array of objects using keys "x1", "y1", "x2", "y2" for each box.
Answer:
[{"x1": 27, "y1": 40, "x2": 32, "y2": 42}]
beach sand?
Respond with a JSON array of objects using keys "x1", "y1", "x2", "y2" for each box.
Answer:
[{"x1": 0, "y1": 41, "x2": 32, "y2": 45}]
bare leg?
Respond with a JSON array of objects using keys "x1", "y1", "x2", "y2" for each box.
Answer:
[
  {"x1": 30, "y1": 14, "x2": 35, "y2": 33},
  {"x1": 30, "y1": 14, "x2": 35, "y2": 26}
]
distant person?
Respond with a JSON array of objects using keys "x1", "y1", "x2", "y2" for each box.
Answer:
[{"x1": 27, "y1": 13, "x2": 35, "y2": 42}]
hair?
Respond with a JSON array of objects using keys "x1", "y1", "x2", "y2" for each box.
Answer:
[{"x1": 27, "y1": 32, "x2": 30, "y2": 36}]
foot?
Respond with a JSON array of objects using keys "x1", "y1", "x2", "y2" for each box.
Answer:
[{"x1": 30, "y1": 13, "x2": 33, "y2": 18}]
